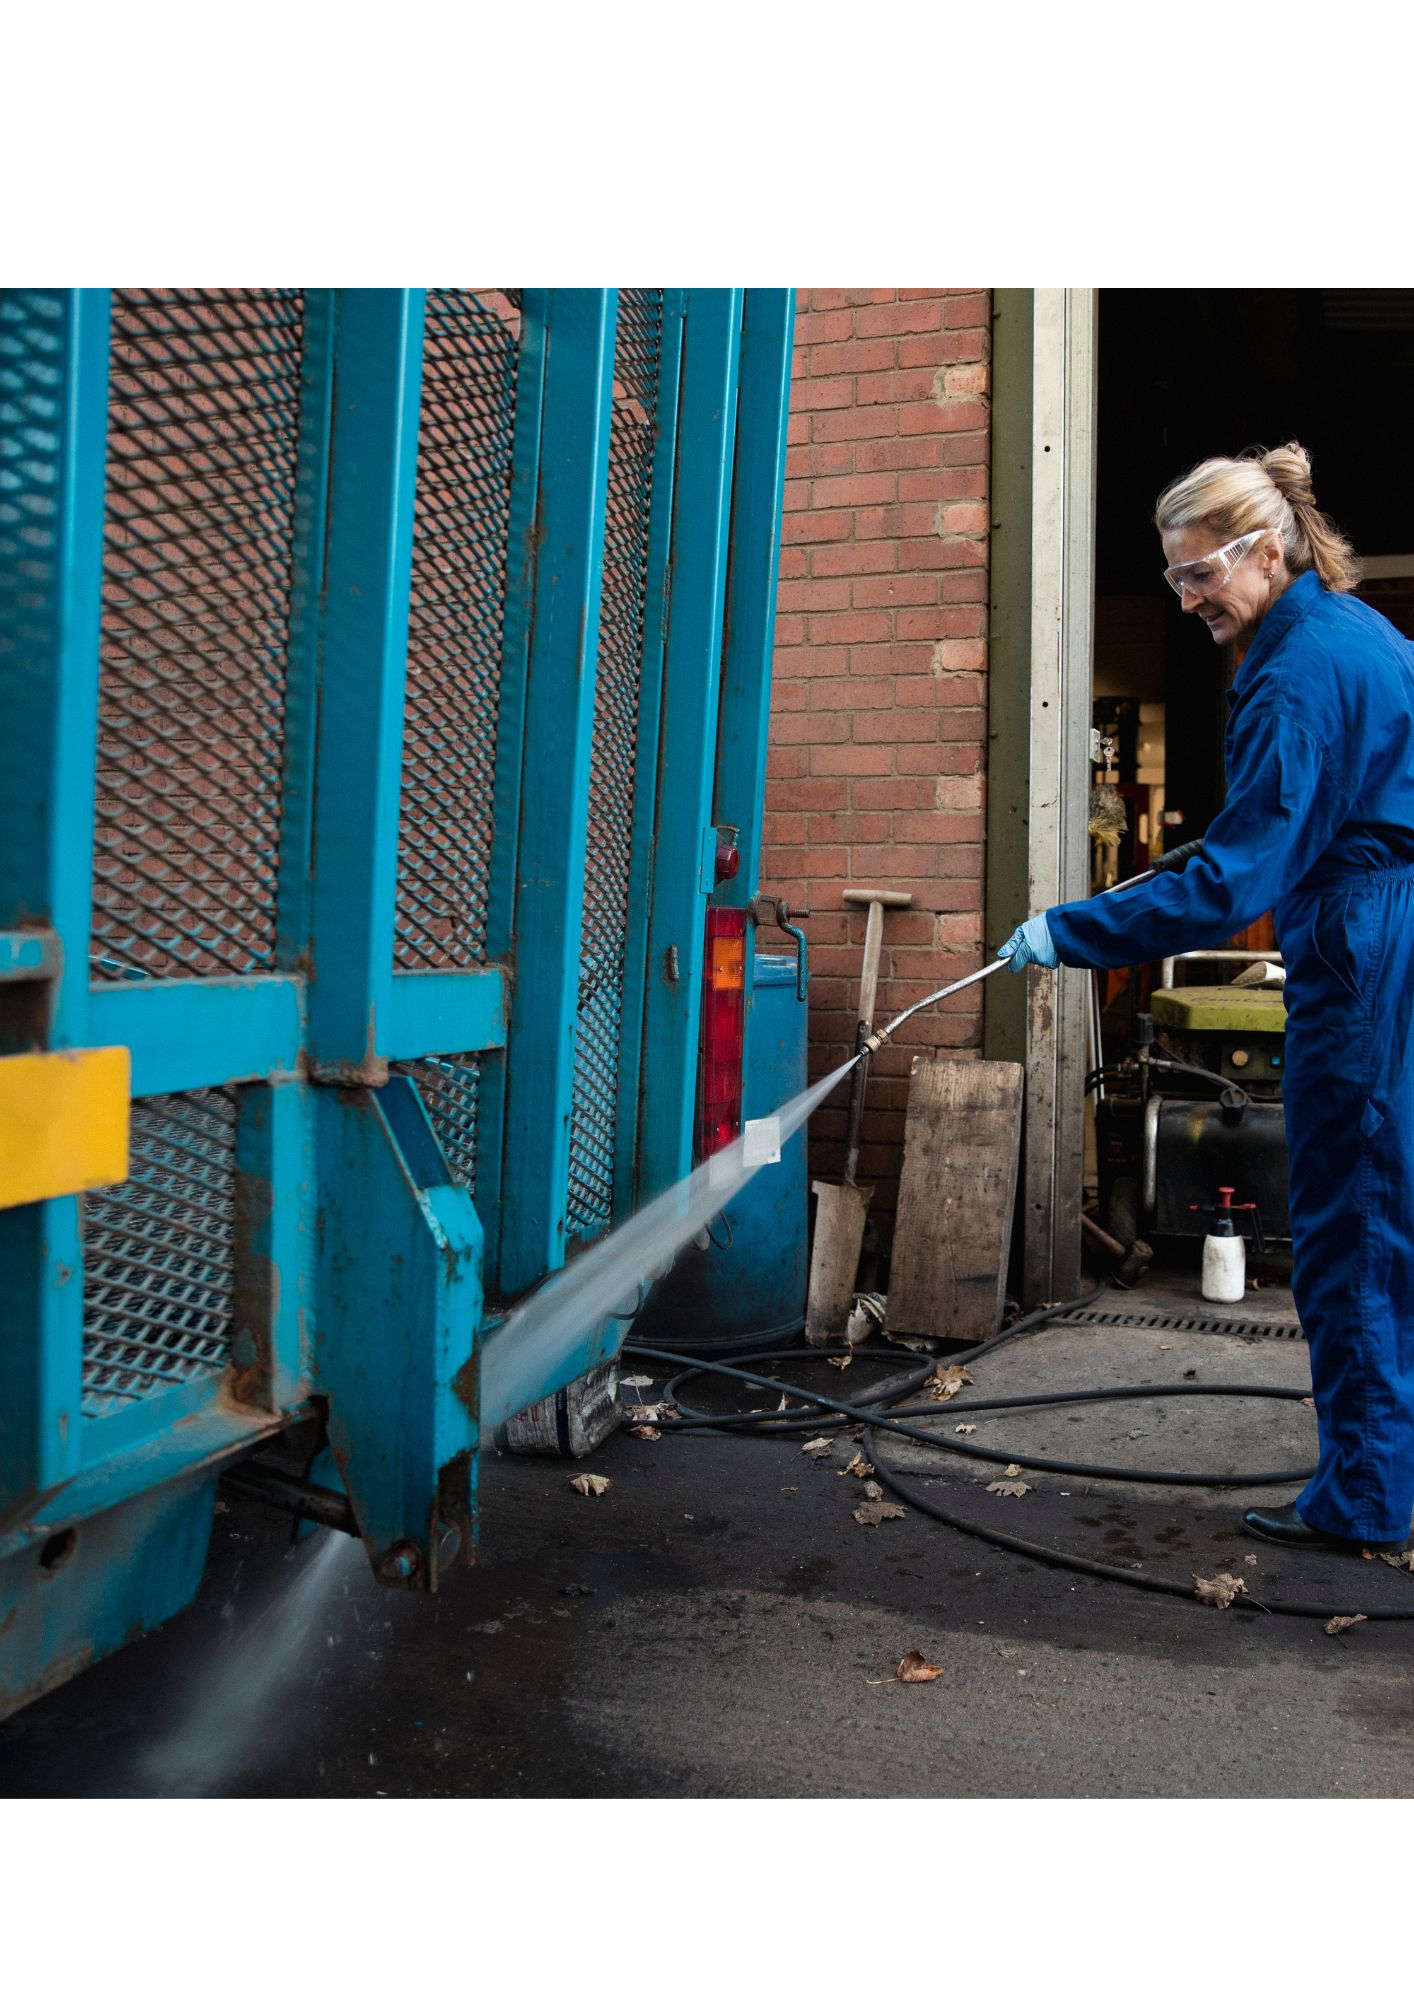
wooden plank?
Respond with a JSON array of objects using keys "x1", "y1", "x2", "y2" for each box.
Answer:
[{"x1": 885, "y1": 1057, "x2": 1024, "y2": 1344}]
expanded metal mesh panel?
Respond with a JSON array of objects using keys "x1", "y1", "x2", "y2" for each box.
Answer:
[
  {"x1": 394, "y1": 290, "x2": 521, "y2": 972},
  {"x1": 82, "y1": 1089, "x2": 238, "y2": 1419},
  {"x1": 91, "y1": 289, "x2": 305, "y2": 980},
  {"x1": 566, "y1": 290, "x2": 663, "y2": 1234},
  {"x1": 0, "y1": 292, "x2": 67, "y2": 801},
  {"x1": 393, "y1": 1055, "x2": 481, "y2": 1193}
]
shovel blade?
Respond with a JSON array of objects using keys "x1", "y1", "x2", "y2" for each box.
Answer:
[{"x1": 805, "y1": 1177, "x2": 872, "y2": 1346}]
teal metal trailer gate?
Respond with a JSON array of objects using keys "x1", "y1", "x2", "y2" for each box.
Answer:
[{"x1": 0, "y1": 286, "x2": 794, "y2": 1716}]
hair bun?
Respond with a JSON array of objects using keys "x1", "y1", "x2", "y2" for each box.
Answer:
[{"x1": 1262, "y1": 441, "x2": 1317, "y2": 510}]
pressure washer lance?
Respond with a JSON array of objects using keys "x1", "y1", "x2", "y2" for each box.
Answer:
[{"x1": 860, "y1": 838, "x2": 1206, "y2": 1055}]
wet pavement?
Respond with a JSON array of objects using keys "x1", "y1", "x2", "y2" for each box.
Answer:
[{"x1": 3, "y1": 1293, "x2": 1413, "y2": 1798}]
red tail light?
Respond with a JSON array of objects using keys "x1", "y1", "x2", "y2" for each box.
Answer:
[{"x1": 698, "y1": 908, "x2": 746, "y2": 1158}]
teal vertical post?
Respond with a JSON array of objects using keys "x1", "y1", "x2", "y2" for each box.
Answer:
[
  {"x1": 305, "y1": 288, "x2": 425, "y2": 1080},
  {"x1": 636, "y1": 289, "x2": 743, "y2": 1201},
  {"x1": 496, "y1": 289, "x2": 617, "y2": 1296},
  {"x1": 0, "y1": 289, "x2": 111, "y2": 1505},
  {"x1": 713, "y1": 288, "x2": 795, "y2": 910}
]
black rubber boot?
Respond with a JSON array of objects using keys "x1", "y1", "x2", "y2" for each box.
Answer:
[{"x1": 1241, "y1": 1500, "x2": 1412, "y2": 1556}]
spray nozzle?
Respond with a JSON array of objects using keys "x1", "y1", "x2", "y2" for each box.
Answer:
[{"x1": 1189, "y1": 1187, "x2": 1265, "y2": 1252}]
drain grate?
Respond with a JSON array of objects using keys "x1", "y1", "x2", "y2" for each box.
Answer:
[{"x1": 1050, "y1": 1307, "x2": 1304, "y2": 1341}]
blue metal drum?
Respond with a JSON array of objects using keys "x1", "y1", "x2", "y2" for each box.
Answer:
[{"x1": 632, "y1": 950, "x2": 808, "y2": 1356}]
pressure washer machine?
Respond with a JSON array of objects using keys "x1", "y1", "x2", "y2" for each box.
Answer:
[{"x1": 1096, "y1": 971, "x2": 1290, "y2": 1256}]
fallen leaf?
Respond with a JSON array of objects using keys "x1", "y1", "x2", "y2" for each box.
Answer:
[
  {"x1": 621, "y1": 1375, "x2": 655, "y2": 1390},
  {"x1": 627, "y1": 1402, "x2": 670, "y2": 1424},
  {"x1": 1193, "y1": 1571, "x2": 1247, "y2": 1609},
  {"x1": 568, "y1": 1474, "x2": 610, "y2": 1498},
  {"x1": 897, "y1": 1650, "x2": 943, "y2": 1683},
  {"x1": 1380, "y1": 1550, "x2": 1414, "y2": 1573},
  {"x1": 840, "y1": 1450, "x2": 876, "y2": 1479},
  {"x1": 1004, "y1": 1463, "x2": 1022, "y2": 1477},
  {"x1": 1324, "y1": 1614, "x2": 1368, "y2": 1636},
  {"x1": 1301, "y1": 1396, "x2": 1315, "y2": 1408},
  {"x1": 628, "y1": 1425, "x2": 661, "y2": 1441},
  {"x1": 861, "y1": 1479, "x2": 884, "y2": 1500},
  {"x1": 776, "y1": 1393, "x2": 792, "y2": 1413},
  {"x1": 1127, "y1": 1430, "x2": 1149, "y2": 1441},
  {"x1": 827, "y1": 1352, "x2": 854, "y2": 1372},
  {"x1": 1243, "y1": 1554, "x2": 1258, "y2": 1564},
  {"x1": 853, "y1": 1500, "x2": 907, "y2": 1527},
  {"x1": 801, "y1": 1437, "x2": 833, "y2": 1457},
  {"x1": 927, "y1": 1364, "x2": 974, "y2": 1403},
  {"x1": 987, "y1": 1479, "x2": 1032, "y2": 1499},
  {"x1": 955, "y1": 1423, "x2": 977, "y2": 1436}
]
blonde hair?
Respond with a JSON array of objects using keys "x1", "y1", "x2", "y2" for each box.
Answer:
[{"x1": 1154, "y1": 442, "x2": 1361, "y2": 594}]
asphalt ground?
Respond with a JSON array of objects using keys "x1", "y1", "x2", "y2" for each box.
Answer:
[{"x1": 3, "y1": 1303, "x2": 1413, "y2": 1798}]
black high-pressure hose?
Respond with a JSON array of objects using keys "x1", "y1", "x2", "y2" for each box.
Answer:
[{"x1": 625, "y1": 1293, "x2": 1414, "y2": 1623}]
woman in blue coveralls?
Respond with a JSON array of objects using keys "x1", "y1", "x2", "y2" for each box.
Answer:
[{"x1": 1002, "y1": 443, "x2": 1414, "y2": 1557}]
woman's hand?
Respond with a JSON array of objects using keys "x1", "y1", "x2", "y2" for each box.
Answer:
[{"x1": 998, "y1": 913, "x2": 1058, "y2": 971}]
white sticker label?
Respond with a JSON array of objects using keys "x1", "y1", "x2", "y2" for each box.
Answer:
[{"x1": 743, "y1": 1116, "x2": 782, "y2": 1167}]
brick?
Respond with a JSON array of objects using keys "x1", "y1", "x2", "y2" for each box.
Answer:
[
  {"x1": 774, "y1": 613, "x2": 806, "y2": 645},
  {"x1": 789, "y1": 441, "x2": 856, "y2": 478},
  {"x1": 790, "y1": 377, "x2": 855, "y2": 413},
  {"x1": 854, "y1": 436, "x2": 944, "y2": 474},
  {"x1": 893, "y1": 605, "x2": 979, "y2": 639},
  {"x1": 777, "y1": 545, "x2": 809, "y2": 579},
  {"x1": 777, "y1": 577, "x2": 852, "y2": 613},
  {"x1": 810, "y1": 471, "x2": 897, "y2": 509},
  {"x1": 781, "y1": 508, "x2": 853, "y2": 546},
  {"x1": 771, "y1": 678, "x2": 807, "y2": 711},
  {"x1": 769, "y1": 709, "x2": 850, "y2": 745},
  {"x1": 937, "y1": 776, "x2": 985, "y2": 810},
  {"x1": 810, "y1": 542, "x2": 897, "y2": 578},
  {"x1": 848, "y1": 642, "x2": 936, "y2": 678},
  {"x1": 854, "y1": 502, "x2": 940, "y2": 542},
  {"x1": 808, "y1": 811, "x2": 890, "y2": 844},
  {"x1": 852, "y1": 710, "x2": 941, "y2": 743},
  {"x1": 932, "y1": 638, "x2": 988, "y2": 671},
  {"x1": 854, "y1": 298, "x2": 945, "y2": 338},
  {"x1": 773, "y1": 644, "x2": 848, "y2": 677},
  {"x1": 811, "y1": 337, "x2": 898, "y2": 377},
  {"x1": 941, "y1": 364, "x2": 990, "y2": 397},
  {"x1": 787, "y1": 777, "x2": 849, "y2": 810},
  {"x1": 767, "y1": 746, "x2": 808, "y2": 779},
  {"x1": 787, "y1": 412, "x2": 810, "y2": 445},
  {"x1": 811, "y1": 406, "x2": 899, "y2": 444},
  {"x1": 794, "y1": 308, "x2": 854, "y2": 344},
  {"x1": 939, "y1": 430, "x2": 990, "y2": 466},
  {"x1": 851, "y1": 574, "x2": 940, "y2": 609},
  {"x1": 897, "y1": 536, "x2": 984, "y2": 572},
  {"x1": 898, "y1": 395, "x2": 988, "y2": 436},
  {"x1": 941, "y1": 568, "x2": 990, "y2": 602},
  {"x1": 898, "y1": 331, "x2": 990, "y2": 369},
  {"x1": 944, "y1": 293, "x2": 990, "y2": 328},
  {"x1": 810, "y1": 288, "x2": 896, "y2": 309},
  {"x1": 855, "y1": 366, "x2": 945, "y2": 407},
  {"x1": 806, "y1": 610, "x2": 893, "y2": 645},
  {"x1": 781, "y1": 478, "x2": 811, "y2": 513},
  {"x1": 808, "y1": 676, "x2": 892, "y2": 710},
  {"x1": 851, "y1": 776, "x2": 937, "y2": 810},
  {"x1": 810, "y1": 742, "x2": 895, "y2": 776},
  {"x1": 762, "y1": 813, "x2": 806, "y2": 844},
  {"x1": 893, "y1": 810, "x2": 985, "y2": 844}
]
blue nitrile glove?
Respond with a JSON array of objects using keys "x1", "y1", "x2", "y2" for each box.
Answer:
[{"x1": 998, "y1": 913, "x2": 1058, "y2": 972}]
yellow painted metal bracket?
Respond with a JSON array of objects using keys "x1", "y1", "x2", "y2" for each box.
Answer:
[{"x1": 0, "y1": 1047, "x2": 131, "y2": 1209}]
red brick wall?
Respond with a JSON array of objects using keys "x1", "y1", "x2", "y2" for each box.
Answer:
[{"x1": 761, "y1": 288, "x2": 992, "y2": 1229}]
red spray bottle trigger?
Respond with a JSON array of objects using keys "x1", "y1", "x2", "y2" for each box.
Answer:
[{"x1": 1189, "y1": 1186, "x2": 1265, "y2": 1253}]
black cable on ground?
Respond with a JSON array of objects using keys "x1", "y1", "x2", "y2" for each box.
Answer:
[{"x1": 624, "y1": 1292, "x2": 1414, "y2": 1624}]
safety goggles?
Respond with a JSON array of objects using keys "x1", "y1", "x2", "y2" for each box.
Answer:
[{"x1": 1163, "y1": 527, "x2": 1269, "y2": 601}]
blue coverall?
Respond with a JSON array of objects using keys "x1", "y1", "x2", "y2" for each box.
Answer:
[{"x1": 1048, "y1": 570, "x2": 1414, "y2": 1542}]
